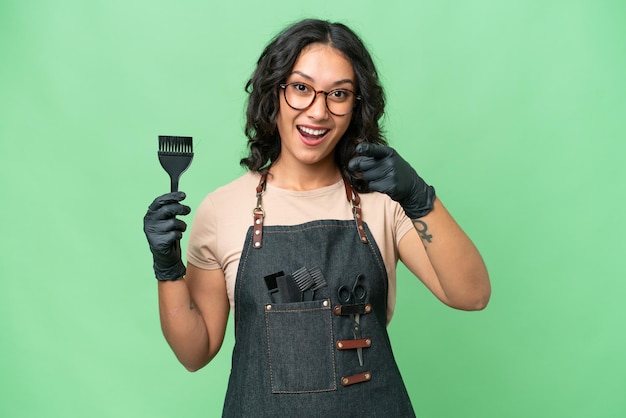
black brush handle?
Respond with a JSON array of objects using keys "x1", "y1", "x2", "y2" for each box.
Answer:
[
  {"x1": 167, "y1": 167, "x2": 180, "y2": 255},
  {"x1": 170, "y1": 178, "x2": 179, "y2": 193},
  {"x1": 163, "y1": 154, "x2": 193, "y2": 192}
]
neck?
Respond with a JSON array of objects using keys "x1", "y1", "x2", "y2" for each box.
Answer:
[{"x1": 267, "y1": 159, "x2": 342, "y2": 191}]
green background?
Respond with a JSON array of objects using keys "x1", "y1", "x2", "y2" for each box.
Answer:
[{"x1": 1, "y1": 0, "x2": 624, "y2": 417}]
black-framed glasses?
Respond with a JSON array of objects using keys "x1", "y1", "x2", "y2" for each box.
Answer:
[{"x1": 279, "y1": 82, "x2": 361, "y2": 116}]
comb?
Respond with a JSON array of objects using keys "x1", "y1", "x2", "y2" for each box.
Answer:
[
  {"x1": 292, "y1": 267, "x2": 315, "y2": 301},
  {"x1": 292, "y1": 267, "x2": 314, "y2": 292},
  {"x1": 309, "y1": 266, "x2": 328, "y2": 299},
  {"x1": 158, "y1": 136, "x2": 194, "y2": 192}
]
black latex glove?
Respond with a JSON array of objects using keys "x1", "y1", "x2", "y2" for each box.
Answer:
[
  {"x1": 143, "y1": 191, "x2": 191, "y2": 281},
  {"x1": 349, "y1": 143, "x2": 436, "y2": 219}
]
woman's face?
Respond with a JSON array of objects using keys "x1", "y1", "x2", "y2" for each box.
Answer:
[{"x1": 275, "y1": 43, "x2": 355, "y2": 171}]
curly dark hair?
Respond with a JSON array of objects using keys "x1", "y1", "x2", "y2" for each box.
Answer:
[{"x1": 240, "y1": 18, "x2": 387, "y2": 191}]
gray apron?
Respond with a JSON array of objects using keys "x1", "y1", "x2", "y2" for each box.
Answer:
[{"x1": 222, "y1": 175, "x2": 415, "y2": 417}]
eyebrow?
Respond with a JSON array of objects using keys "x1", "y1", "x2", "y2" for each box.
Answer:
[{"x1": 290, "y1": 70, "x2": 355, "y2": 87}]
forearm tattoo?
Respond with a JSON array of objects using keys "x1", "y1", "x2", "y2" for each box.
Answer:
[{"x1": 413, "y1": 220, "x2": 433, "y2": 244}]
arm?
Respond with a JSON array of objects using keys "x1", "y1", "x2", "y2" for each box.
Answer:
[
  {"x1": 158, "y1": 264, "x2": 229, "y2": 371},
  {"x1": 143, "y1": 192, "x2": 229, "y2": 371},
  {"x1": 349, "y1": 143, "x2": 490, "y2": 311},
  {"x1": 398, "y1": 198, "x2": 490, "y2": 310}
]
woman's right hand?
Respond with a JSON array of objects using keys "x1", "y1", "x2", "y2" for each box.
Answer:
[{"x1": 143, "y1": 191, "x2": 191, "y2": 281}]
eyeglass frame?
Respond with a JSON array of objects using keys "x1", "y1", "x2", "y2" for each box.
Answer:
[{"x1": 278, "y1": 82, "x2": 361, "y2": 116}]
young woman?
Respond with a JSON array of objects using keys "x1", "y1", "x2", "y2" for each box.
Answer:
[{"x1": 144, "y1": 19, "x2": 490, "y2": 417}]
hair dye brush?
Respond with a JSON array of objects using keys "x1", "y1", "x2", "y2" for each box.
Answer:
[{"x1": 158, "y1": 136, "x2": 194, "y2": 192}]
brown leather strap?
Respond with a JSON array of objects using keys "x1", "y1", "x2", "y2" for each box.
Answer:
[
  {"x1": 341, "y1": 371, "x2": 372, "y2": 387},
  {"x1": 342, "y1": 176, "x2": 368, "y2": 244},
  {"x1": 336, "y1": 338, "x2": 372, "y2": 350},
  {"x1": 333, "y1": 303, "x2": 372, "y2": 316},
  {"x1": 253, "y1": 210, "x2": 264, "y2": 248},
  {"x1": 253, "y1": 172, "x2": 268, "y2": 249}
]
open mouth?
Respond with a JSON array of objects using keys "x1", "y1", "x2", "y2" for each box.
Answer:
[{"x1": 298, "y1": 125, "x2": 329, "y2": 142}]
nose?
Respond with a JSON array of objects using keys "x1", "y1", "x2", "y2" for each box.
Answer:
[{"x1": 306, "y1": 92, "x2": 329, "y2": 120}]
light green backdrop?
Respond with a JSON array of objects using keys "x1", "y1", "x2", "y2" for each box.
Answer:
[{"x1": 1, "y1": 1, "x2": 624, "y2": 417}]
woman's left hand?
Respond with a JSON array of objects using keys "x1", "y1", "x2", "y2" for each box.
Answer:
[{"x1": 348, "y1": 143, "x2": 436, "y2": 218}]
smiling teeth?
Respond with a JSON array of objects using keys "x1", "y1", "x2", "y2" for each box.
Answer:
[{"x1": 299, "y1": 126, "x2": 328, "y2": 136}]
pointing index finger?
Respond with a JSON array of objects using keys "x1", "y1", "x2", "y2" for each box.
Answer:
[{"x1": 356, "y1": 143, "x2": 391, "y2": 158}]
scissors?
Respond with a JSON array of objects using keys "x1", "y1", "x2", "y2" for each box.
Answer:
[{"x1": 337, "y1": 273, "x2": 367, "y2": 366}]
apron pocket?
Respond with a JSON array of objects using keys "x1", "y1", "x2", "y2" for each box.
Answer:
[{"x1": 264, "y1": 299, "x2": 336, "y2": 393}]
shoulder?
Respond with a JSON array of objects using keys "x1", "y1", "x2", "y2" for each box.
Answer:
[
  {"x1": 192, "y1": 171, "x2": 260, "y2": 229},
  {"x1": 359, "y1": 190, "x2": 413, "y2": 239},
  {"x1": 208, "y1": 171, "x2": 261, "y2": 199},
  {"x1": 359, "y1": 190, "x2": 404, "y2": 215}
]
